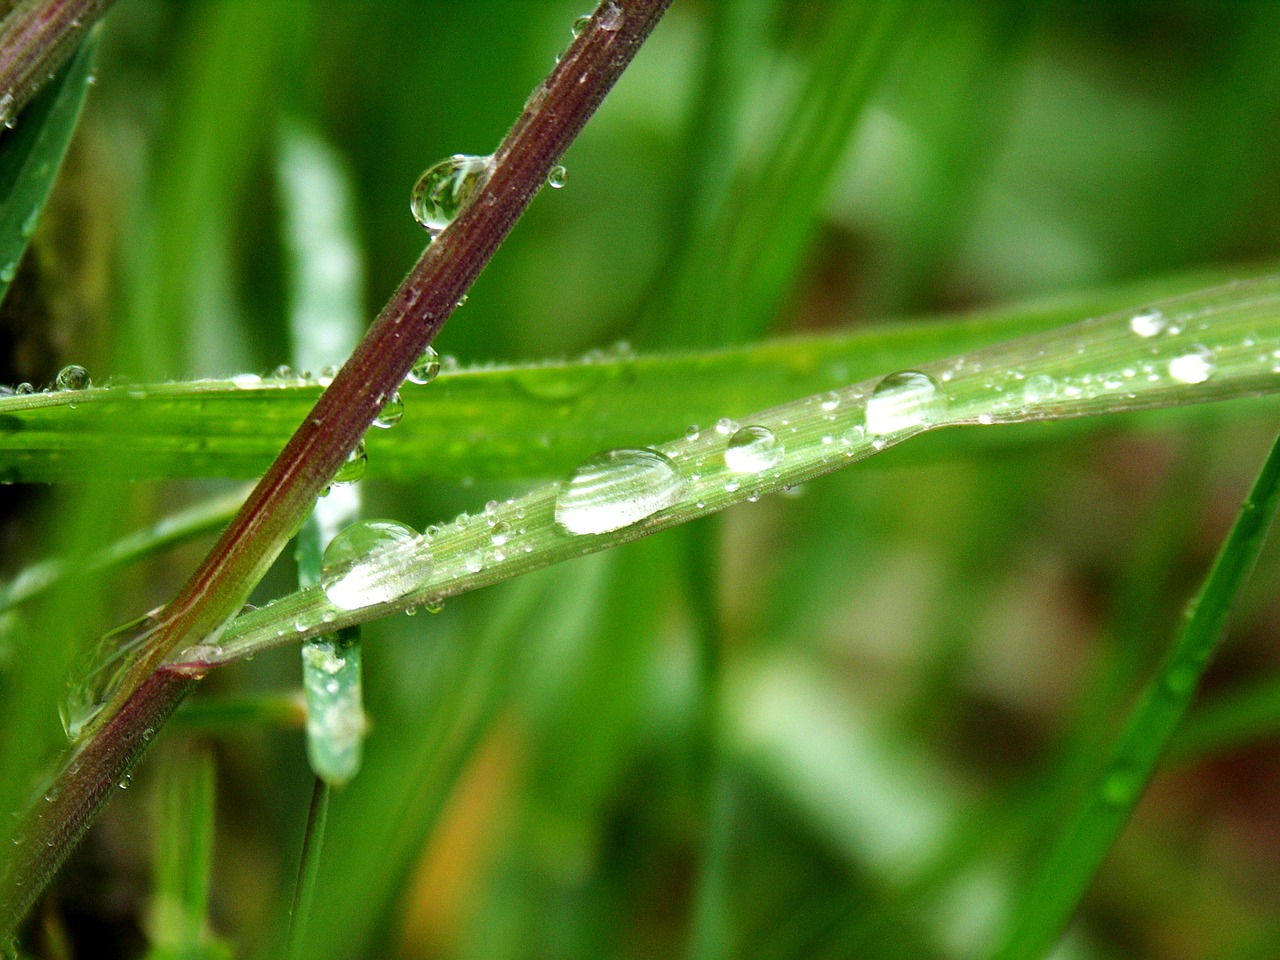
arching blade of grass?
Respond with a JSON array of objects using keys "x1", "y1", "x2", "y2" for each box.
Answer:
[
  {"x1": 0, "y1": 29, "x2": 96, "y2": 311},
  {"x1": 990, "y1": 431, "x2": 1280, "y2": 960},
  {"x1": 1, "y1": 265, "x2": 1275, "y2": 484},
  {"x1": 197, "y1": 273, "x2": 1280, "y2": 665}
]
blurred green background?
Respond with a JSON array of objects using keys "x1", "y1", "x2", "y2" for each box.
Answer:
[{"x1": 4, "y1": 1, "x2": 1280, "y2": 958}]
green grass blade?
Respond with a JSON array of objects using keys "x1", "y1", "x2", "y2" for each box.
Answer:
[
  {"x1": 990, "y1": 431, "x2": 1280, "y2": 960},
  {"x1": 659, "y1": 1, "x2": 909, "y2": 346},
  {"x1": 1, "y1": 265, "x2": 1274, "y2": 484},
  {"x1": 285, "y1": 780, "x2": 330, "y2": 960},
  {"x1": 195, "y1": 275, "x2": 1280, "y2": 666},
  {"x1": 0, "y1": 29, "x2": 96, "y2": 311}
]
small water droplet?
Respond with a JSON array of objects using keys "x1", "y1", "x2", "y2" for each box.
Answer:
[
  {"x1": 410, "y1": 154, "x2": 491, "y2": 235},
  {"x1": 1022, "y1": 374, "x2": 1057, "y2": 405},
  {"x1": 21, "y1": 205, "x2": 39, "y2": 238},
  {"x1": 1129, "y1": 308, "x2": 1166, "y2": 338},
  {"x1": 491, "y1": 521, "x2": 510, "y2": 546},
  {"x1": 321, "y1": 520, "x2": 424, "y2": 611},
  {"x1": 425, "y1": 599, "x2": 445, "y2": 614},
  {"x1": 555, "y1": 448, "x2": 685, "y2": 535},
  {"x1": 407, "y1": 346, "x2": 440, "y2": 385},
  {"x1": 547, "y1": 164, "x2": 567, "y2": 189},
  {"x1": 464, "y1": 550, "x2": 484, "y2": 573},
  {"x1": 820, "y1": 392, "x2": 840, "y2": 412},
  {"x1": 724, "y1": 425, "x2": 783, "y2": 474},
  {"x1": 0, "y1": 262, "x2": 14, "y2": 284},
  {"x1": 1162, "y1": 663, "x2": 1198, "y2": 696},
  {"x1": 715, "y1": 417, "x2": 738, "y2": 436},
  {"x1": 334, "y1": 441, "x2": 367, "y2": 484},
  {"x1": 55, "y1": 364, "x2": 89, "y2": 391},
  {"x1": 1101, "y1": 764, "x2": 1143, "y2": 806},
  {"x1": 15, "y1": 382, "x2": 33, "y2": 395},
  {"x1": 1168, "y1": 345, "x2": 1214, "y2": 384},
  {"x1": 865, "y1": 371, "x2": 944, "y2": 435},
  {"x1": 571, "y1": 13, "x2": 590, "y2": 37},
  {"x1": 598, "y1": 1, "x2": 623, "y2": 30},
  {"x1": 374, "y1": 391, "x2": 404, "y2": 428}
]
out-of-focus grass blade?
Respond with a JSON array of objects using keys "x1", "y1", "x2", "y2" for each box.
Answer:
[
  {"x1": 0, "y1": 486, "x2": 246, "y2": 613},
  {"x1": 657, "y1": 2, "x2": 909, "y2": 347},
  {"x1": 1168, "y1": 675, "x2": 1280, "y2": 763},
  {"x1": 0, "y1": 30, "x2": 96, "y2": 310},
  {"x1": 2, "y1": 265, "x2": 1274, "y2": 484},
  {"x1": 991, "y1": 432, "x2": 1280, "y2": 960},
  {"x1": 143, "y1": 743, "x2": 232, "y2": 960}
]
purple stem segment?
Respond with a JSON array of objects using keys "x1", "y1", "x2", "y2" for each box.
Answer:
[
  {"x1": 0, "y1": 0, "x2": 672, "y2": 935},
  {"x1": 0, "y1": 0, "x2": 110, "y2": 123}
]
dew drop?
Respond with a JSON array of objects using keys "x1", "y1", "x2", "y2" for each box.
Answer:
[
  {"x1": 374, "y1": 391, "x2": 404, "y2": 428},
  {"x1": 598, "y1": 1, "x2": 623, "y2": 30},
  {"x1": 491, "y1": 521, "x2": 510, "y2": 546},
  {"x1": 1022, "y1": 374, "x2": 1057, "y2": 406},
  {"x1": 1101, "y1": 764, "x2": 1143, "y2": 806},
  {"x1": 1168, "y1": 345, "x2": 1214, "y2": 384},
  {"x1": 321, "y1": 519, "x2": 424, "y2": 611},
  {"x1": 547, "y1": 164, "x2": 567, "y2": 189},
  {"x1": 464, "y1": 550, "x2": 484, "y2": 573},
  {"x1": 864, "y1": 371, "x2": 944, "y2": 435},
  {"x1": 410, "y1": 154, "x2": 491, "y2": 235},
  {"x1": 555, "y1": 448, "x2": 685, "y2": 535},
  {"x1": 571, "y1": 13, "x2": 590, "y2": 37},
  {"x1": 724, "y1": 425, "x2": 783, "y2": 474},
  {"x1": 714, "y1": 417, "x2": 738, "y2": 436},
  {"x1": 15, "y1": 382, "x2": 33, "y2": 395},
  {"x1": 407, "y1": 346, "x2": 440, "y2": 385},
  {"x1": 55, "y1": 364, "x2": 90, "y2": 391},
  {"x1": 1129, "y1": 308, "x2": 1166, "y2": 338},
  {"x1": 334, "y1": 441, "x2": 367, "y2": 484}
]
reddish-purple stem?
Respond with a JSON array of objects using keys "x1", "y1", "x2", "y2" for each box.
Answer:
[
  {"x1": 0, "y1": 0, "x2": 672, "y2": 935},
  {"x1": 0, "y1": 0, "x2": 110, "y2": 121}
]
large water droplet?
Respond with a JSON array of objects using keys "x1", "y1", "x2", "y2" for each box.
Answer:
[
  {"x1": 60, "y1": 612, "x2": 161, "y2": 741},
  {"x1": 555, "y1": 448, "x2": 685, "y2": 535},
  {"x1": 1129, "y1": 309, "x2": 1166, "y2": 338},
  {"x1": 864, "y1": 371, "x2": 944, "y2": 434},
  {"x1": 724, "y1": 425, "x2": 783, "y2": 474},
  {"x1": 374, "y1": 391, "x2": 404, "y2": 428},
  {"x1": 407, "y1": 346, "x2": 440, "y2": 385},
  {"x1": 321, "y1": 520, "x2": 424, "y2": 611},
  {"x1": 1168, "y1": 345, "x2": 1214, "y2": 384},
  {"x1": 410, "y1": 154, "x2": 491, "y2": 235},
  {"x1": 547, "y1": 164, "x2": 567, "y2": 189},
  {"x1": 55, "y1": 364, "x2": 89, "y2": 391}
]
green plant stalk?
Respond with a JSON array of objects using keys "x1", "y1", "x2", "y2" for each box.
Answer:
[
  {"x1": 0, "y1": 0, "x2": 673, "y2": 935},
  {"x1": 991, "y1": 431, "x2": 1280, "y2": 960},
  {"x1": 0, "y1": 0, "x2": 107, "y2": 126},
  {"x1": 1168, "y1": 675, "x2": 1280, "y2": 762},
  {"x1": 199, "y1": 275, "x2": 1280, "y2": 664}
]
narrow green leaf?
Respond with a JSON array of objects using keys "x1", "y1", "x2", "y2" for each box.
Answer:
[
  {"x1": 1167, "y1": 675, "x2": 1280, "y2": 763},
  {"x1": 0, "y1": 30, "x2": 96, "y2": 310},
  {"x1": 991, "y1": 431, "x2": 1280, "y2": 960},
  {"x1": 189, "y1": 275, "x2": 1280, "y2": 666},
  {"x1": 1, "y1": 266, "x2": 1273, "y2": 484}
]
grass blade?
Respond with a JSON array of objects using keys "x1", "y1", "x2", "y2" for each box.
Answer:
[
  {"x1": 0, "y1": 28, "x2": 96, "y2": 311},
  {"x1": 2, "y1": 265, "x2": 1276, "y2": 484},
  {"x1": 990, "y1": 430, "x2": 1280, "y2": 960},
  {"x1": 199, "y1": 274, "x2": 1280, "y2": 665}
]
